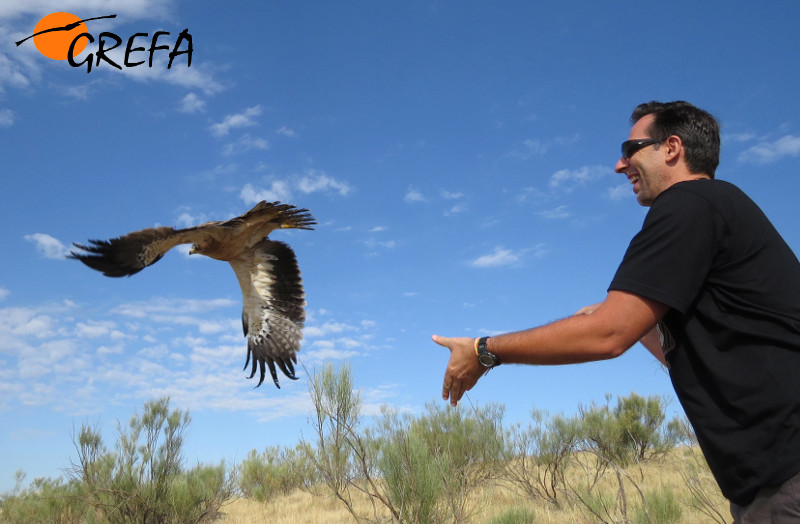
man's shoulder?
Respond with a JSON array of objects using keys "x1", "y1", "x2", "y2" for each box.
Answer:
[
  {"x1": 655, "y1": 179, "x2": 751, "y2": 212},
  {"x1": 666, "y1": 178, "x2": 744, "y2": 199}
]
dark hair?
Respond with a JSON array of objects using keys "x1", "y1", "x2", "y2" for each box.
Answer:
[{"x1": 631, "y1": 101, "x2": 720, "y2": 178}]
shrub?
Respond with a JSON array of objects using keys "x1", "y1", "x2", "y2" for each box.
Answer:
[
  {"x1": 501, "y1": 410, "x2": 579, "y2": 508},
  {"x1": 0, "y1": 472, "x2": 84, "y2": 524},
  {"x1": 70, "y1": 397, "x2": 235, "y2": 523},
  {"x1": 239, "y1": 444, "x2": 316, "y2": 501}
]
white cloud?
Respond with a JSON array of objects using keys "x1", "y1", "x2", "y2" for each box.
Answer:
[
  {"x1": 241, "y1": 171, "x2": 352, "y2": 205},
  {"x1": 0, "y1": 292, "x2": 388, "y2": 428},
  {"x1": 179, "y1": 92, "x2": 205, "y2": 113},
  {"x1": 276, "y1": 126, "x2": 297, "y2": 137},
  {"x1": 404, "y1": 188, "x2": 426, "y2": 203},
  {"x1": 470, "y1": 247, "x2": 521, "y2": 268},
  {"x1": 210, "y1": 105, "x2": 262, "y2": 137},
  {"x1": 0, "y1": 288, "x2": 9, "y2": 301},
  {"x1": 441, "y1": 190, "x2": 464, "y2": 200},
  {"x1": 304, "y1": 341, "x2": 359, "y2": 362},
  {"x1": 174, "y1": 208, "x2": 210, "y2": 228},
  {"x1": 117, "y1": 297, "x2": 235, "y2": 314},
  {"x1": 444, "y1": 203, "x2": 467, "y2": 216},
  {"x1": 24, "y1": 233, "x2": 69, "y2": 259},
  {"x1": 241, "y1": 181, "x2": 292, "y2": 204},
  {"x1": 549, "y1": 165, "x2": 608, "y2": 192},
  {"x1": 297, "y1": 171, "x2": 352, "y2": 196},
  {"x1": 222, "y1": 134, "x2": 270, "y2": 156},
  {"x1": 304, "y1": 321, "x2": 358, "y2": 338},
  {"x1": 607, "y1": 183, "x2": 633, "y2": 201},
  {"x1": 75, "y1": 320, "x2": 118, "y2": 339},
  {"x1": 508, "y1": 134, "x2": 580, "y2": 160},
  {"x1": 738, "y1": 135, "x2": 800, "y2": 164},
  {"x1": 0, "y1": 108, "x2": 13, "y2": 127}
]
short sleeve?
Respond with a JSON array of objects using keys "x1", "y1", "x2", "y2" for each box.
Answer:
[{"x1": 609, "y1": 187, "x2": 724, "y2": 313}]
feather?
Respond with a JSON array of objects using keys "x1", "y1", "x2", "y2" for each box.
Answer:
[{"x1": 69, "y1": 201, "x2": 315, "y2": 389}]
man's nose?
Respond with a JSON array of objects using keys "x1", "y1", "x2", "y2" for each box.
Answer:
[{"x1": 615, "y1": 156, "x2": 629, "y2": 174}]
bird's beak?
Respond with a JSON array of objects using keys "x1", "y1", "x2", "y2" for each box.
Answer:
[{"x1": 188, "y1": 246, "x2": 197, "y2": 255}]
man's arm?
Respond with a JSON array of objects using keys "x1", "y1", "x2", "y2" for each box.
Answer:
[
  {"x1": 433, "y1": 290, "x2": 669, "y2": 406},
  {"x1": 575, "y1": 302, "x2": 667, "y2": 366}
]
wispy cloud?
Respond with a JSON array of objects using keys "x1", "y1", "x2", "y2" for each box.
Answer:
[
  {"x1": 210, "y1": 105, "x2": 262, "y2": 137},
  {"x1": 738, "y1": 134, "x2": 800, "y2": 164},
  {"x1": 470, "y1": 246, "x2": 522, "y2": 268},
  {"x1": 0, "y1": 295, "x2": 383, "y2": 421},
  {"x1": 276, "y1": 126, "x2": 297, "y2": 137},
  {"x1": 507, "y1": 134, "x2": 580, "y2": 160},
  {"x1": 241, "y1": 170, "x2": 352, "y2": 205},
  {"x1": 0, "y1": 108, "x2": 13, "y2": 127},
  {"x1": 179, "y1": 92, "x2": 205, "y2": 114},
  {"x1": 441, "y1": 190, "x2": 464, "y2": 200},
  {"x1": 404, "y1": 188, "x2": 466, "y2": 214},
  {"x1": 607, "y1": 182, "x2": 633, "y2": 201},
  {"x1": 222, "y1": 134, "x2": 270, "y2": 156},
  {"x1": 24, "y1": 233, "x2": 69, "y2": 259},
  {"x1": 549, "y1": 165, "x2": 608, "y2": 192},
  {"x1": 298, "y1": 171, "x2": 352, "y2": 196},
  {"x1": 404, "y1": 188, "x2": 426, "y2": 203},
  {"x1": 241, "y1": 181, "x2": 293, "y2": 203}
]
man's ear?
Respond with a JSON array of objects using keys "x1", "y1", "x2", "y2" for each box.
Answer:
[{"x1": 664, "y1": 135, "x2": 683, "y2": 162}]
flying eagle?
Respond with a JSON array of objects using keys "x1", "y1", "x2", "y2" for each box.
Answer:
[{"x1": 68, "y1": 201, "x2": 316, "y2": 389}]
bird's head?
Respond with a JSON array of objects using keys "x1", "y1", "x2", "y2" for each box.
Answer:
[{"x1": 188, "y1": 244, "x2": 201, "y2": 255}]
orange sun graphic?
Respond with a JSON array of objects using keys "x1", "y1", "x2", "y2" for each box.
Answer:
[{"x1": 32, "y1": 12, "x2": 88, "y2": 60}]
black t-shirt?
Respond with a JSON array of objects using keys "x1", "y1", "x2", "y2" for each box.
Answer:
[{"x1": 609, "y1": 179, "x2": 800, "y2": 506}]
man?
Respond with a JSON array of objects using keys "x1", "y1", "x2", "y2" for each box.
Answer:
[{"x1": 433, "y1": 101, "x2": 800, "y2": 522}]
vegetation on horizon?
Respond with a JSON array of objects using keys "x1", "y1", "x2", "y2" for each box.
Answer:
[{"x1": 1, "y1": 364, "x2": 728, "y2": 523}]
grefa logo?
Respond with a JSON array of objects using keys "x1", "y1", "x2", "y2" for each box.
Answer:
[{"x1": 15, "y1": 12, "x2": 193, "y2": 73}]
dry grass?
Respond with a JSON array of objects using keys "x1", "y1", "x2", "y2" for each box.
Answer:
[{"x1": 218, "y1": 448, "x2": 730, "y2": 524}]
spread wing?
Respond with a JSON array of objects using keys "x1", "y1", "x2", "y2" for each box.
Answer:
[
  {"x1": 68, "y1": 226, "x2": 212, "y2": 277},
  {"x1": 230, "y1": 239, "x2": 306, "y2": 388}
]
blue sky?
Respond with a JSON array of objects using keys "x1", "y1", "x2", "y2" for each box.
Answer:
[{"x1": 2, "y1": 1, "x2": 800, "y2": 492}]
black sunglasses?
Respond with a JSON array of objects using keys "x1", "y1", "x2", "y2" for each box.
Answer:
[{"x1": 621, "y1": 138, "x2": 662, "y2": 159}]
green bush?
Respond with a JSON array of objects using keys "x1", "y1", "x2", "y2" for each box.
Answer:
[
  {"x1": 578, "y1": 393, "x2": 680, "y2": 468},
  {"x1": 0, "y1": 472, "x2": 84, "y2": 524},
  {"x1": 239, "y1": 444, "x2": 316, "y2": 501},
  {"x1": 374, "y1": 409, "x2": 444, "y2": 523},
  {"x1": 1, "y1": 398, "x2": 235, "y2": 524},
  {"x1": 70, "y1": 397, "x2": 235, "y2": 523}
]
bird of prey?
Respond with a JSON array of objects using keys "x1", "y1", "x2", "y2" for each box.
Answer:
[{"x1": 68, "y1": 201, "x2": 316, "y2": 389}]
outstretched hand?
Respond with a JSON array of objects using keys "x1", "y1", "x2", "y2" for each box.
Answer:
[{"x1": 432, "y1": 334, "x2": 488, "y2": 407}]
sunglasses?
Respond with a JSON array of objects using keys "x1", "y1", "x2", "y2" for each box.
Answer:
[{"x1": 621, "y1": 138, "x2": 662, "y2": 159}]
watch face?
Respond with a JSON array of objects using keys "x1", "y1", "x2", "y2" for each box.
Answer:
[{"x1": 478, "y1": 352, "x2": 497, "y2": 367}]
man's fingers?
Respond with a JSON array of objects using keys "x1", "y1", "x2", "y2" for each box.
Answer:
[
  {"x1": 449, "y1": 383, "x2": 463, "y2": 406},
  {"x1": 432, "y1": 334, "x2": 450, "y2": 349}
]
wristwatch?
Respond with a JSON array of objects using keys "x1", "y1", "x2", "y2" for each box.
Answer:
[{"x1": 475, "y1": 336, "x2": 500, "y2": 368}]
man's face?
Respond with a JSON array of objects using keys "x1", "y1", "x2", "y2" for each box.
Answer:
[{"x1": 615, "y1": 114, "x2": 667, "y2": 207}]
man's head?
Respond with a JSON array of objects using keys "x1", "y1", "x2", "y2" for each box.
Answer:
[
  {"x1": 630, "y1": 101, "x2": 720, "y2": 178},
  {"x1": 616, "y1": 101, "x2": 720, "y2": 206}
]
